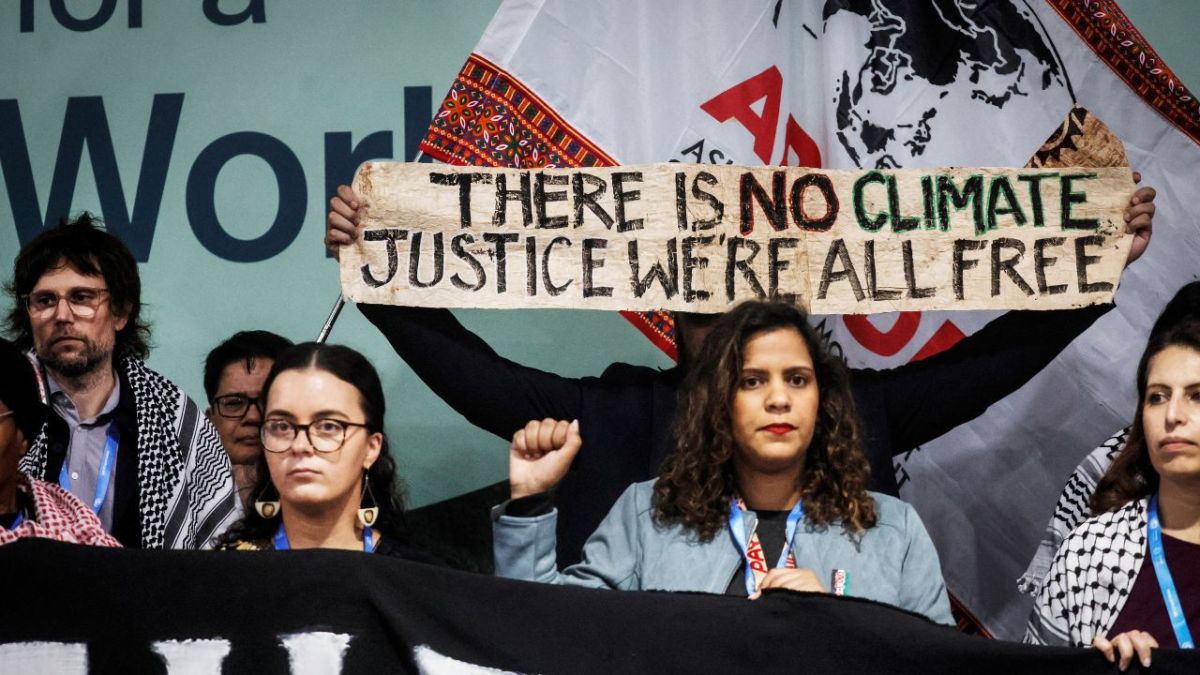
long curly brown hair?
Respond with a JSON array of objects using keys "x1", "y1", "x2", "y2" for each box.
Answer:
[
  {"x1": 1092, "y1": 320, "x2": 1200, "y2": 514},
  {"x1": 654, "y1": 301, "x2": 876, "y2": 541}
]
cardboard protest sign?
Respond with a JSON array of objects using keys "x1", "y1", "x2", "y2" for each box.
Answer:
[{"x1": 341, "y1": 162, "x2": 1134, "y2": 314}]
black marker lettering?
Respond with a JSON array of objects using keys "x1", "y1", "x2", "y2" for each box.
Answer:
[
  {"x1": 952, "y1": 239, "x2": 987, "y2": 300},
  {"x1": 1033, "y1": 236, "x2": 1067, "y2": 295},
  {"x1": 582, "y1": 238, "x2": 613, "y2": 297},
  {"x1": 360, "y1": 228, "x2": 408, "y2": 287},
  {"x1": 817, "y1": 238, "x2": 864, "y2": 301},
  {"x1": 408, "y1": 232, "x2": 444, "y2": 288},
  {"x1": 534, "y1": 172, "x2": 568, "y2": 229},
  {"x1": 449, "y1": 233, "x2": 486, "y2": 291},
  {"x1": 990, "y1": 237, "x2": 1033, "y2": 296}
]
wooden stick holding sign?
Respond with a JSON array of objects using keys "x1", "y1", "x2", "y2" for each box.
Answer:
[{"x1": 340, "y1": 162, "x2": 1134, "y2": 315}]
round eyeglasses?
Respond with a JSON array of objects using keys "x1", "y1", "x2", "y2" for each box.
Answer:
[
  {"x1": 23, "y1": 288, "x2": 111, "y2": 319},
  {"x1": 261, "y1": 418, "x2": 370, "y2": 453},
  {"x1": 212, "y1": 394, "x2": 262, "y2": 420}
]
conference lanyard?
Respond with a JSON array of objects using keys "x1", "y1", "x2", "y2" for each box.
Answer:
[
  {"x1": 58, "y1": 424, "x2": 119, "y2": 515},
  {"x1": 728, "y1": 496, "x2": 804, "y2": 596},
  {"x1": 1147, "y1": 494, "x2": 1195, "y2": 649},
  {"x1": 3, "y1": 510, "x2": 24, "y2": 531},
  {"x1": 273, "y1": 524, "x2": 375, "y2": 554}
]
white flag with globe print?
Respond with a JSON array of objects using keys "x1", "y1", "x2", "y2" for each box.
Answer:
[{"x1": 418, "y1": 0, "x2": 1200, "y2": 637}]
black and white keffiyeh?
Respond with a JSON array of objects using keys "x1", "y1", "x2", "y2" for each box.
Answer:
[
  {"x1": 1017, "y1": 428, "x2": 1128, "y2": 596},
  {"x1": 20, "y1": 355, "x2": 242, "y2": 549},
  {"x1": 1024, "y1": 497, "x2": 1147, "y2": 646}
]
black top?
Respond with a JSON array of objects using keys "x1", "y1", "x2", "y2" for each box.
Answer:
[
  {"x1": 0, "y1": 493, "x2": 27, "y2": 529},
  {"x1": 225, "y1": 532, "x2": 444, "y2": 565},
  {"x1": 1108, "y1": 532, "x2": 1200, "y2": 648},
  {"x1": 375, "y1": 534, "x2": 446, "y2": 565},
  {"x1": 363, "y1": 303, "x2": 1107, "y2": 565},
  {"x1": 724, "y1": 509, "x2": 790, "y2": 596}
]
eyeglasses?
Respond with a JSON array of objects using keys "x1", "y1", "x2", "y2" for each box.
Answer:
[
  {"x1": 0, "y1": 410, "x2": 14, "y2": 420},
  {"x1": 212, "y1": 394, "x2": 262, "y2": 420},
  {"x1": 23, "y1": 288, "x2": 111, "y2": 319},
  {"x1": 261, "y1": 417, "x2": 370, "y2": 453}
]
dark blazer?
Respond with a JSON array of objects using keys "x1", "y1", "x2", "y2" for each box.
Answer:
[{"x1": 363, "y1": 303, "x2": 1107, "y2": 564}]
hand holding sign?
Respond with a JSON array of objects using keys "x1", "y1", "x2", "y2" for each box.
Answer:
[
  {"x1": 340, "y1": 161, "x2": 1137, "y2": 315},
  {"x1": 1123, "y1": 173, "x2": 1155, "y2": 265},
  {"x1": 326, "y1": 184, "x2": 364, "y2": 260},
  {"x1": 509, "y1": 418, "x2": 582, "y2": 499}
]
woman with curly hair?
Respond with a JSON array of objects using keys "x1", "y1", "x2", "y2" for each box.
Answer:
[
  {"x1": 1026, "y1": 320, "x2": 1200, "y2": 670},
  {"x1": 218, "y1": 342, "x2": 434, "y2": 562},
  {"x1": 492, "y1": 301, "x2": 951, "y2": 622}
]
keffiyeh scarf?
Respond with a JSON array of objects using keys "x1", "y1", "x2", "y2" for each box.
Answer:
[
  {"x1": 1024, "y1": 497, "x2": 1147, "y2": 646},
  {"x1": 19, "y1": 355, "x2": 241, "y2": 549}
]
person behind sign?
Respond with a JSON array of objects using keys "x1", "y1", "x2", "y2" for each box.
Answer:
[
  {"x1": 492, "y1": 301, "x2": 952, "y2": 623},
  {"x1": 326, "y1": 182, "x2": 1156, "y2": 568},
  {"x1": 204, "y1": 330, "x2": 294, "y2": 510},
  {"x1": 0, "y1": 337, "x2": 120, "y2": 547},
  {"x1": 217, "y1": 342, "x2": 435, "y2": 561},
  {"x1": 1025, "y1": 319, "x2": 1200, "y2": 669}
]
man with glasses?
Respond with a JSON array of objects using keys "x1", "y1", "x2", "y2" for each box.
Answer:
[
  {"x1": 5, "y1": 214, "x2": 241, "y2": 549},
  {"x1": 203, "y1": 330, "x2": 293, "y2": 509}
]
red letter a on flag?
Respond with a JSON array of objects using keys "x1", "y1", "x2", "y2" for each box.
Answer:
[
  {"x1": 782, "y1": 115, "x2": 821, "y2": 168},
  {"x1": 700, "y1": 66, "x2": 783, "y2": 164}
]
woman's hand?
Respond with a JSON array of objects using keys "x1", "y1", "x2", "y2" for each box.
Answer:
[
  {"x1": 1092, "y1": 630, "x2": 1158, "y2": 671},
  {"x1": 325, "y1": 184, "x2": 363, "y2": 261},
  {"x1": 748, "y1": 568, "x2": 827, "y2": 599},
  {"x1": 1123, "y1": 173, "x2": 1155, "y2": 266},
  {"x1": 509, "y1": 418, "x2": 582, "y2": 499}
]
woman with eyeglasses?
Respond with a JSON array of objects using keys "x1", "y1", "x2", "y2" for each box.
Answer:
[
  {"x1": 203, "y1": 330, "x2": 294, "y2": 509},
  {"x1": 217, "y1": 342, "x2": 433, "y2": 561}
]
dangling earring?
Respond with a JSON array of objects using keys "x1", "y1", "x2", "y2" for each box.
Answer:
[
  {"x1": 254, "y1": 482, "x2": 280, "y2": 519},
  {"x1": 357, "y1": 472, "x2": 378, "y2": 528}
]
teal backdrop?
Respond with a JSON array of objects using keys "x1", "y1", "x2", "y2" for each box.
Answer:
[{"x1": 0, "y1": 0, "x2": 1195, "y2": 506}]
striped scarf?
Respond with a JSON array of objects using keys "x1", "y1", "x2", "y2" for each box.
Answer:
[{"x1": 19, "y1": 355, "x2": 242, "y2": 549}]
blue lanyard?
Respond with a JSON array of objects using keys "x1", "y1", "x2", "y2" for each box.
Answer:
[
  {"x1": 273, "y1": 523, "x2": 375, "y2": 553},
  {"x1": 728, "y1": 496, "x2": 804, "y2": 596},
  {"x1": 1148, "y1": 494, "x2": 1195, "y2": 649},
  {"x1": 58, "y1": 424, "x2": 119, "y2": 515},
  {"x1": 4, "y1": 510, "x2": 24, "y2": 530}
]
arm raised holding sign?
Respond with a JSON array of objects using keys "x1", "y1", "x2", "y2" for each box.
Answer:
[
  {"x1": 327, "y1": 180, "x2": 1154, "y2": 570},
  {"x1": 857, "y1": 179, "x2": 1153, "y2": 459}
]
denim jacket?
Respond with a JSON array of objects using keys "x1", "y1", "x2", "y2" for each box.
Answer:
[{"x1": 493, "y1": 480, "x2": 953, "y2": 625}]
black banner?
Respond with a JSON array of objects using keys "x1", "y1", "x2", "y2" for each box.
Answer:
[{"x1": 0, "y1": 539, "x2": 1195, "y2": 673}]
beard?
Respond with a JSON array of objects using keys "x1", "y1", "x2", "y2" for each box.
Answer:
[{"x1": 38, "y1": 336, "x2": 112, "y2": 378}]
